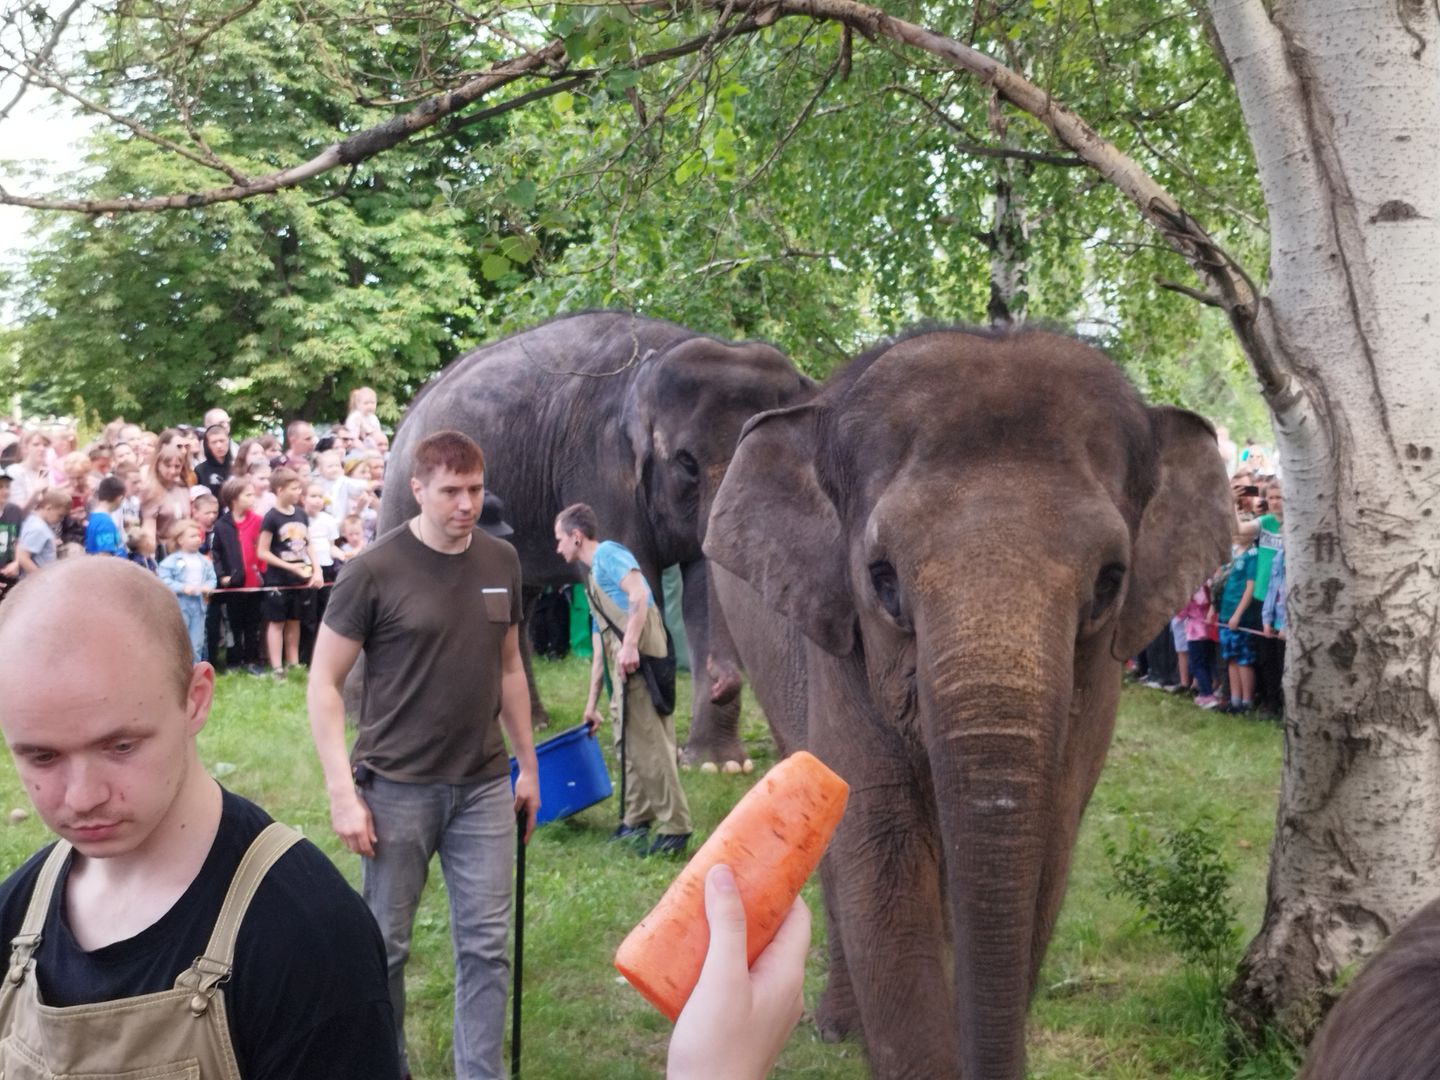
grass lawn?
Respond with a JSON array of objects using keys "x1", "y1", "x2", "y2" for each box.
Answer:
[{"x1": 0, "y1": 659, "x2": 1298, "y2": 1079}]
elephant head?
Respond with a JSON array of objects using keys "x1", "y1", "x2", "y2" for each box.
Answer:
[
  {"x1": 622, "y1": 334, "x2": 815, "y2": 564},
  {"x1": 704, "y1": 328, "x2": 1231, "y2": 1077}
]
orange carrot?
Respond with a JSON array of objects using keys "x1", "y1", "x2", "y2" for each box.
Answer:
[{"x1": 614, "y1": 750, "x2": 849, "y2": 1021}]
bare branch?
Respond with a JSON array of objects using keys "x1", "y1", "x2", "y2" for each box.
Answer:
[
  {"x1": 0, "y1": 38, "x2": 568, "y2": 213},
  {"x1": 0, "y1": 0, "x2": 85, "y2": 124},
  {"x1": 1157, "y1": 276, "x2": 1223, "y2": 308}
]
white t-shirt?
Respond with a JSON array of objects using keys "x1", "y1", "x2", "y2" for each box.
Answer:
[{"x1": 309, "y1": 510, "x2": 340, "y2": 568}]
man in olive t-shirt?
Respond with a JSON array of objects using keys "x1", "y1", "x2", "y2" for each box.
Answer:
[{"x1": 306, "y1": 430, "x2": 539, "y2": 1080}]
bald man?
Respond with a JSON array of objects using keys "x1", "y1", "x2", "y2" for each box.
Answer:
[{"x1": 0, "y1": 558, "x2": 399, "y2": 1079}]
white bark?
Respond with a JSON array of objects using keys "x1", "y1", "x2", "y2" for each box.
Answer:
[{"x1": 1211, "y1": 0, "x2": 1440, "y2": 1035}]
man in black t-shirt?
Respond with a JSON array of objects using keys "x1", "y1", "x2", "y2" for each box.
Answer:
[{"x1": 0, "y1": 557, "x2": 398, "y2": 1079}]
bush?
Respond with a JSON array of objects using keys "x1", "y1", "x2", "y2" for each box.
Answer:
[{"x1": 1104, "y1": 817, "x2": 1243, "y2": 988}]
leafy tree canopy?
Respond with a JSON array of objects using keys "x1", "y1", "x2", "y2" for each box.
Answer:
[{"x1": 1, "y1": 0, "x2": 1268, "y2": 433}]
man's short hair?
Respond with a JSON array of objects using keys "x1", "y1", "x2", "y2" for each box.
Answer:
[
  {"x1": 0, "y1": 558, "x2": 192, "y2": 702},
  {"x1": 556, "y1": 503, "x2": 599, "y2": 541},
  {"x1": 219, "y1": 476, "x2": 253, "y2": 511},
  {"x1": 37, "y1": 490, "x2": 70, "y2": 513},
  {"x1": 285, "y1": 420, "x2": 314, "y2": 444},
  {"x1": 192, "y1": 492, "x2": 218, "y2": 510},
  {"x1": 87, "y1": 445, "x2": 110, "y2": 461},
  {"x1": 96, "y1": 475, "x2": 126, "y2": 502},
  {"x1": 270, "y1": 467, "x2": 300, "y2": 491},
  {"x1": 412, "y1": 430, "x2": 485, "y2": 484}
]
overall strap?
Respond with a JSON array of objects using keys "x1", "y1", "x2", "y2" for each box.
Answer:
[
  {"x1": 585, "y1": 574, "x2": 626, "y2": 642},
  {"x1": 6, "y1": 841, "x2": 72, "y2": 986},
  {"x1": 175, "y1": 823, "x2": 301, "y2": 1007}
]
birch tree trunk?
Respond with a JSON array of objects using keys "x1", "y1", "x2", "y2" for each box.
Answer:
[{"x1": 1208, "y1": 0, "x2": 1440, "y2": 1039}]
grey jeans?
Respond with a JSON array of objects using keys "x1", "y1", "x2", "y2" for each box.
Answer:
[{"x1": 361, "y1": 772, "x2": 514, "y2": 1080}]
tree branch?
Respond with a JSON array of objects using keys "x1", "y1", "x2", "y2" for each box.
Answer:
[
  {"x1": 0, "y1": 38, "x2": 567, "y2": 213},
  {"x1": 1156, "y1": 276, "x2": 1222, "y2": 308},
  {"x1": 0, "y1": 0, "x2": 85, "y2": 124}
]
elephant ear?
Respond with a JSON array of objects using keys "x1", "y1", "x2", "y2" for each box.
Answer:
[
  {"x1": 1112, "y1": 406, "x2": 1233, "y2": 660},
  {"x1": 703, "y1": 404, "x2": 855, "y2": 656}
]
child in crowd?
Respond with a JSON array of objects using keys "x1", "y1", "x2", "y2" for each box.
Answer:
[
  {"x1": 158, "y1": 519, "x2": 217, "y2": 663},
  {"x1": 192, "y1": 492, "x2": 219, "y2": 550},
  {"x1": 248, "y1": 460, "x2": 274, "y2": 515},
  {"x1": 345, "y1": 386, "x2": 385, "y2": 448},
  {"x1": 301, "y1": 482, "x2": 340, "y2": 665},
  {"x1": 256, "y1": 468, "x2": 320, "y2": 677},
  {"x1": 84, "y1": 476, "x2": 128, "y2": 556},
  {"x1": 125, "y1": 526, "x2": 158, "y2": 573},
  {"x1": 1212, "y1": 526, "x2": 1261, "y2": 714},
  {"x1": 335, "y1": 513, "x2": 365, "y2": 561},
  {"x1": 317, "y1": 449, "x2": 369, "y2": 520},
  {"x1": 115, "y1": 463, "x2": 143, "y2": 531},
  {"x1": 213, "y1": 477, "x2": 265, "y2": 675},
  {"x1": 1179, "y1": 582, "x2": 1219, "y2": 708},
  {"x1": 17, "y1": 489, "x2": 68, "y2": 577}
]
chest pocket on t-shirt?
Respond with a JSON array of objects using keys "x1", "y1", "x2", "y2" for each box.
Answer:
[{"x1": 483, "y1": 587, "x2": 510, "y2": 623}]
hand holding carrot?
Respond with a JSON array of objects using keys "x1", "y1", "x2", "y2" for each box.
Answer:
[{"x1": 667, "y1": 864, "x2": 810, "y2": 1080}]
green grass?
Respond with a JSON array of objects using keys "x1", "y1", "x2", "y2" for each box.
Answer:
[{"x1": 0, "y1": 663, "x2": 1298, "y2": 1079}]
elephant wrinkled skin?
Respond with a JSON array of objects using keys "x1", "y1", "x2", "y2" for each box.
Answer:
[
  {"x1": 705, "y1": 328, "x2": 1232, "y2": 1078},
  {"x1": 381, "y1": 311, "x2": 813, "y2": 766}
]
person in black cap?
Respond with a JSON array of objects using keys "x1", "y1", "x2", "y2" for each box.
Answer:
[{"x1": 477, "y1": 491, "x2": 514, "y2": 540}]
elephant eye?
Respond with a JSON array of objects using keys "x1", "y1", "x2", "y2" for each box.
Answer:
[
  {"x1": 675, "y1": 450, "x2": 699, "y2": 478},
  {"x1": 1090, "y1": 562, "x2": 1126, "y2": 622},
  {"x1": 869, "y1": 561, "x2": 904, "y2": 621}
]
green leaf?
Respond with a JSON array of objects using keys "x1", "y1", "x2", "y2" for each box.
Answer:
[
  {"x1": 481, "y1": 253, "x2": 513, "y2": 281},
  {"x1": 506, "y1": 179, "x2": 538, "y2": 209}
]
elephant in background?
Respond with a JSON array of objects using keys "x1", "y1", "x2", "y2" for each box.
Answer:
[
  {"x1": 705, "y1": 327, "x2": 1232, "y2": 1078},
  {"x1": 381, "y1": 310, "x2": 814, "y2": 767}
]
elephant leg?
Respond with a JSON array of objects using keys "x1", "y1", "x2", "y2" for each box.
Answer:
[
  {"x1": 814, "y1": 855, "x2": 861, "y2": 1044},
  {"x1": 676, "y1": 560, "x2": 748, "y2": 772},
  {"x1": 519, "y1": 587, "x2": 551, "y2": 730}
]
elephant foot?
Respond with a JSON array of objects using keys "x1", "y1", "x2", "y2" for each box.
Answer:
[
  {"x1": 680, "y1": 742, "x2": 752, "y2": 776},
  {"x1": 815, "y1": 983, "x2": 862, "y2": 1044}
]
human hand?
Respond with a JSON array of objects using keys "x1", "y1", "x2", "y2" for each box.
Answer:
[
  {"x1": 1277, "y1": 628, "x2": 1286, "y2": 640},
  {"x1": 184, "y1": 585, "x2": 198, "y2": 596},
  {"x1": 618, "y1": 641, "x2": 641, "y2": 678},
  {"x1": 583, "y1": 706, "x2": 604, "y2": 735},
  {"x1": 309, "y1": 571, "x2": 323, "y2": 590},
  {"x1": 0, "y1": 562, "x2": 19, "y2": 579},
  {"x1": 290, "y1": 562, "x2": 311, "y2": 579},
  {"x1": 330, "y1": 788, "x2": 378, "y2": 857},
  {"x1": 667, "y1": 864, "x2": 810, "y2": 1080},
  {"x1": 1227, "y1": 613, "x2": 1240, "y2": 631},
  {"x1": 513, "y1": 769, "x2": 539, "y2": 843}
]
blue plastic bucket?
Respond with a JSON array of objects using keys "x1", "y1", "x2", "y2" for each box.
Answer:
[{"x1": 510, "y1": 723, "x2": 613, "y2": 826}]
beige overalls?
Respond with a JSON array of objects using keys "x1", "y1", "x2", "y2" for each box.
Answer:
[{"x1": 0, "y1": 822, "x2": 299, "y2": 1079}]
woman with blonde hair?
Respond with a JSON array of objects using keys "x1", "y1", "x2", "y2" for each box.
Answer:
[{"x1": 141, "y1": 446, "x2": 192, "y2": 552}]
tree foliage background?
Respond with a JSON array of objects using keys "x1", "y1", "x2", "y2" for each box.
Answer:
[{"x1": 1, "y1": 0, "x2": 1270, "y2": 436}]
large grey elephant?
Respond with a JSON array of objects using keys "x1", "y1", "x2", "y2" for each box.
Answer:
[
  {"x1": 705, "y1": 327, "x2": 1232, "y2": 1078},
  {"x1": 380, "y1": 311, "x2": 813, "y2": 766}
]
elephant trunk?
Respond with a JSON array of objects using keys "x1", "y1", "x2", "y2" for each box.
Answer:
[{"x1": 920, "y1": 605, "x2": 1076, "y2": 1079}]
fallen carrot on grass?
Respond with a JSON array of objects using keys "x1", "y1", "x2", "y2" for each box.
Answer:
[{"x1": 614, "y1": 750, "x2": 849, "y2": 1021}]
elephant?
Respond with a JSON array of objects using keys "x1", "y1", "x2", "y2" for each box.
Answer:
[
  {"x1": 704, "y1": 327, "x2": 1232, "y2": 1078},
  {"x1": 380, "y1": 310, "x2": 814, "y2": 767}
]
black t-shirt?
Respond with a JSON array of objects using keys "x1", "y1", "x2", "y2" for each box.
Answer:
[
  {"x1": 260, "y1": 505, "x2": 310, "y2": 585},
  {"x1": 0, "y1": 503, "x2": 22, "y2": 569},
  {"x1": 0, "y1": 788, "x2": 398, "y2": 1080}
]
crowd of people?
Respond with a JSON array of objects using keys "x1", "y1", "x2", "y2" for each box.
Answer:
[
  {"x1": 1131, "y1": 426, "x2": 1287, "y2": 719},
  {"x1": 0, "y1": 389, "x2": 390, "y2": 676}
]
